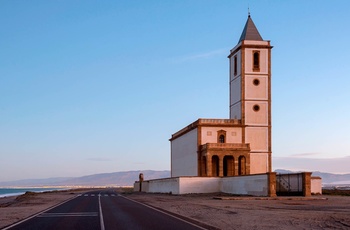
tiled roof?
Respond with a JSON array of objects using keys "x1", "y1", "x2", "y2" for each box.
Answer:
[{"x1": 238, "y1": 15, "x2": 263, "y2": 43}]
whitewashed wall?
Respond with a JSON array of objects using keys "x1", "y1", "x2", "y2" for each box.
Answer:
[
  {"x1": 244, "y1": 101, "x2": 268, "y2": 126},
  {"x1": 244, "y1": 46, "x2": 269, "y2": 75},
  {"x1": 311, "y1": 177, "x2": 322, "y2": 195},
  {"x1": 230, "y1": 50, "x2": 241, "y2": 81},
  {"x1": 179, "y1": 177, "x2": 221, "y2": 194},
  {"x1": 171, "y1": 128, "x2": 198, "y2": 177},
  {"x1": 148, "y1": 178, "x2": 179, "y2": 194},
  {"x1": 134, "y1": 178, "x2": 179, "y2": 194},
  {"x1": 245, "y1": 75, "x2": 268, "y2": 100},
  {"x1": 250, "y1": 153, "x2": 269, "y2": 174},
  {"x1": 221, "y1": 174, "x2": 269, "y2": 196},
  {"x1": 134, "y1": 174, "x2": 272, "y2": 196},
  {"x1": 201, "y1": 127, "x2": 242, "y2": 144},
  {"x1": 245, "y1": 127, "x2": 268, "y2": 152}
]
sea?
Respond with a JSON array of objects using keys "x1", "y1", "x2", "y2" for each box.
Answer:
[{"x1": 0, "y1": 188, "x2": 67, "y2": 198}]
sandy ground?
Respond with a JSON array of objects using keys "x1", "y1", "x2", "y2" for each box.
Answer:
[
  {"x1": 125, "y1": 193, "x2": 350, "y2": 230},
  {"x1": 1, "y1": 190, "x2": 350, "y2": 230}
]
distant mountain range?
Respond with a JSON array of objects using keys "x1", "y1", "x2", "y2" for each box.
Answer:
[
  {"x1": 0, "y1": 170, "x2": 170, "y2": 187},
  {"x1": 275, "y1": 169, "x2": 350, "y2": 185},
  {"x1": 1, "y1": 170, "x2": 349, "y2": 187}
]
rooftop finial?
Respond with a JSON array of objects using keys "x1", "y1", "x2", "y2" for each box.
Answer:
[{"x1": 248, "y1": 5, "x2": 250, "y2": 17}]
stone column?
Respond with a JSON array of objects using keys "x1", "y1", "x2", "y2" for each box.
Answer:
[
  {"x1": 234, "y1": 159, "x2": 239, "y2": 176},
  {"x1": 206, "y1": 155, "x2": 212, "y2": 177},
  {"x1": 302, "y1": 172, "x2": 312, "y2": 196},
  {"x1": 219, "y1": 156, "x2": 224, "y2": 177},
  {"x1": 267, "y1": 172, "x2": 277, "y2": 197}
]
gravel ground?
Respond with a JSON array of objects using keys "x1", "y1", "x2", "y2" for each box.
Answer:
[
  {"x1": 1, "y1": 190, "x2": 350, "y2": 230},
  {"x1": 124, "y1": 193, "x2": 350, "y2": 230}
]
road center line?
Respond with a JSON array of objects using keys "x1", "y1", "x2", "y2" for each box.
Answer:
[{"x1": 98, "y1": 192, "x2": 105, "y2": 230}]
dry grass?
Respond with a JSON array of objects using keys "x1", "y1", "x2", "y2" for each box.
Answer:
[{"x1": 322, "y1": 189, "x2": 350, "y2": 196}]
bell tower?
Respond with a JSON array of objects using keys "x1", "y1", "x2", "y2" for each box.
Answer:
[{"x1": 228, "y1": 15, "x2": 273, "y2": 173}]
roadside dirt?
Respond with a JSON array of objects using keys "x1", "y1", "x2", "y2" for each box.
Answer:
[
  {"x1": 125, "y1": 193, "x2": 350, "y2": 230},
  {"x1": 1, "y1": 189, "x2": 350, "y2": 230}
]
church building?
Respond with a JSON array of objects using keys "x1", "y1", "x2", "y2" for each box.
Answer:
[
  {"x1": 135, "y1": 15, "x2": 318, "y2": 196},
  {"x1": 170, "y1": 15, "x2": 273, "y2": 178}
]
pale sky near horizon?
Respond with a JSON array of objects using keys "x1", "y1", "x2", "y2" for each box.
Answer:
[{"x1": 1, "y1": 1, "x2": 350, "y2": 182}]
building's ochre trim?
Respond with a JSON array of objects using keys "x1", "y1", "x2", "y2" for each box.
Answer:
[
  {"x1": 268, "y1": 43, "x2": 272, "y2": 172},
  {"x1": 228, "y1": 41, "x2": 272, "y2": 58},
  {"x1": 241, "y1": 46, "x2": 246, "y2": 143},
  {"x1": 169, "y1": 119, "x2": 243, "y2": 141}
]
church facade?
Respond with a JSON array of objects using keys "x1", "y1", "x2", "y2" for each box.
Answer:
[{"x1": 170, "y1": 15, "x2": 273, "y2": 178}]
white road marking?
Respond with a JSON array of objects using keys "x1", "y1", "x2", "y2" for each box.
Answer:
[
  {"x1": 98, "y1": 192, "x2": 105, "y2": 230},
  {"x1": 91, "y1": 194, "x2": 95, "y2": 196},
  {"x1": 2, "y1": 195, "x2": 80, "y2": 230},
  {"x1": 121, "y1": 195, "x2": 208, "y2": 230},
  {"x1": 38, "y1": 212, "x2": 98, "y2": 217}
]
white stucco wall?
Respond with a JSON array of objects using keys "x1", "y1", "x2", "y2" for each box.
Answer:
[
  {"x1": 245, "y1": 127, "x2": 268, "y2": 152},
  {"x1": 230, "y1": 51, "x2": 241, "y2": 81},
  {"x1": 134, "y1": 178, "x2": 180, "y2": 194},
  {"x1": 230, "y1": 102, "x2": 241, "y2": 120},
  {"x1": 311, "y1": 177, "x2": 322, "y2": 195},
  {"x1": 244, "y1": 48, "x2": 269, "y2": 74},
  {"x1": 179, "y1": 177, "x2": 221, "y2": 194},
  {"x1": 148, "y1": 178, "x2": 179, "y2": 194},
  {"x1": 245, "y1": 75, "x2": 268, "y2": 100},
  {"x1": 250, "y1": 153, "x2": 269, "y2": 174},
  {"x1": 171, "y1": 128, "x2": 198, "y2": 177},
  {"x1": 230, "y1": 76, "x2": 241, "y2": 104},
  {"x1": 244, "y1": 101, "x2": 268, "y2": 125},
  {"x1": 201, "y1": 127, "x2": 242, "y2": 144},
  {"x1": 221, "y1": 174, "x2": 269, "y2": 196},
  {"x1": 134, "y1": 174, "x2": 272, "y2": 196}
]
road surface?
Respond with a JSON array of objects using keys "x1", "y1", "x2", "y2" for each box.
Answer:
[{"x1": 4, "y1": 189, "x2": 207, "y2": 230}]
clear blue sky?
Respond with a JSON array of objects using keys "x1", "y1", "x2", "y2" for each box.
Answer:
[{"x1": 1, "y1": 1, "x2": 349, "y2": 181}]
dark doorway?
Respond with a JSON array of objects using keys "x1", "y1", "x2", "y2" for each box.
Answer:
[
  {"x1": 212, "y1": 155, "x2": 219, "y2": 176},
  {"x1": 223, "y1": 156, "x2": 234, "y2": 176}
]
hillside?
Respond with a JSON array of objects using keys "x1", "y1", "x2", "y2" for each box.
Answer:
[
  {"x1": 275, "y1": 169, "x2": 350, "y2": 184},
  {"x1": 2, "y1": 170, "x2": 349, "y2": 187},
  {"x1": 0, "y1": 170, "x2": 170, "y2": 187}
]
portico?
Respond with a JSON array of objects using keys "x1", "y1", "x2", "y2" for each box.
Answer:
[{"x1": 200, "y1": 143, "x2": 250, "y2": 177}]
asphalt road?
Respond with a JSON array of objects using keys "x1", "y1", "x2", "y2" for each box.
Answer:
[{"x1": 4, "y1": 189, "x2": 206, "y2": 230}]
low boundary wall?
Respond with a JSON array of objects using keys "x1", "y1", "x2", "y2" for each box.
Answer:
[
  {"x1": 134, "y1": 173, "x2": 276, "y2": 196},
  {"x1": 311, "y1": 176, "x2": 322, "y2": 195}
]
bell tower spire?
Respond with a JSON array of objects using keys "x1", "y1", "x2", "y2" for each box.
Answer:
[{"x1": 228, "y1": 15, "x2": 273, "y2": 173}]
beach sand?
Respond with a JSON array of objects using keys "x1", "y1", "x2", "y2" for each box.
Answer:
[{"x1": 1, "y1": 189, "x2": 350, "y2": 229}]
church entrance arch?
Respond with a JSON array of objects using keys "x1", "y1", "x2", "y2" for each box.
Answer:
[
  {"x1": 212, "y1": 155, "x2": 219, "y2": 177},
  {"x1": 223, "y1": 156, "x2": 234, "y2": 176},
  {"x1": 238, "y1": 156, "x2": 246, "y2": 175}
]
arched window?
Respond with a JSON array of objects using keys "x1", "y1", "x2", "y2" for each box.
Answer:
[
  {"x1": 253, "y1": 51, "x2": 260, "y2": 72},
  {"x1": 217, "y1": 130, "x2": 226, "y2": 143},
  {"x1": 219, "y1": 135, "x2": 225, "y2": 143}
]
